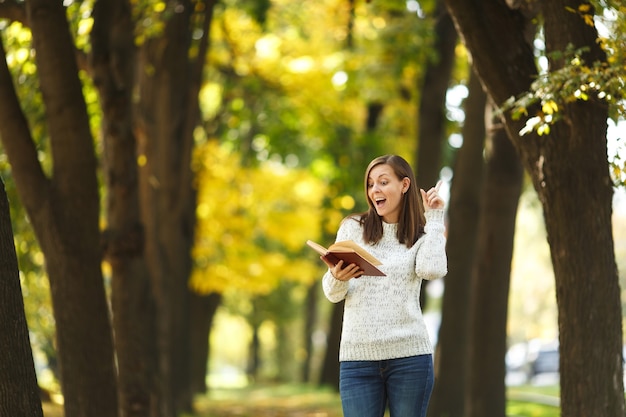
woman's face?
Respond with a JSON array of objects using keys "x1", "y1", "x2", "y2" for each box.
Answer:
[{"x1": 367, "y1": 163, "x2": 409, "y2": 224}]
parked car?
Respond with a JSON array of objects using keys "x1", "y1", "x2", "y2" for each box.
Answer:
[
  {"x1": 506, "y1": 339, "x2": 559, "y2": 386},
  {"x1": 527, "y1": 345, "x2": 559, "y2": 379}
]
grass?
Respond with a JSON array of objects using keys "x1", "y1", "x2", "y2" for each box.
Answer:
[
  {"x1": 42, "y1": 383, "x2": 561, "y2": 417},
  {"x1": 507, "y1": 401, "x2": 559, "y2": 417},
  {"x1": 507, "y1": 385, "x2": 560, "y2": 417}
]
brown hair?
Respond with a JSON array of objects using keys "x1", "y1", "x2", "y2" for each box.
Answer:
[{"x1": 357, "y1": 155, "x2": 425, "y2": 247}]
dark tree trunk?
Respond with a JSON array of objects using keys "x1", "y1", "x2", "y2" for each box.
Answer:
[
  {"x1": 247, "y1": 317, "x2": 261, "y2": 382},
  {"x1": 319, "y1": 300, "x2": 344, "y2": 390},
  {"x1": 346, "y1": 0, "x2": 356, "y2": 49},
  {"x1": 415, "y1": 0, "x2": 457, "y2": 190},
  {"x1": 0, "y1": 2, "x2": 119, "y2": 417},
  {"x1": 189, "y1": 292, "x2": 221, "y2": 394},
  {"x1": 301, "y1": 282, "x2": 318, "y2": 382},
  {"x1": 541, "y1": 4, "x2": 623, "y2": 414},
  {"x1": 90, "y1": 1, "x2": 159, "y2": 416},
  {"x1": 465, "y1": 112, "x2": 523, "y2": 417},
  {"x1": 428, "y1": 70, "x2": 486, "y2": 417},
  {"x1": 444, "y1": 0, "x2": 624, "y2": 415},
  {"x1": 414, "y1": 0, "x2": 457, "y2": 309},
  {"x1": 541, "y1": 5, "x2": 622, "y2": 415},
  {"x1": 135, "y1": 1, "x2": 215, "y2": 415},
  {"x1": 0, "y1": 178, "x2": 43, "y2": 417}
]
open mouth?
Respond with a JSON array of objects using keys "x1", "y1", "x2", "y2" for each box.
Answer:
[{"x1": 375, "y1": 198, "x2": 386, "y2": 207}]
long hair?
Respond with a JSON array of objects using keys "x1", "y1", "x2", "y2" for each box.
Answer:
[{"x1": 357, "y1": 155, "x2": 425, "y2": 247}]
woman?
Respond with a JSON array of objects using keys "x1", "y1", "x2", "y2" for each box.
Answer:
[{"x1": 321, "y1": 154, "x2": 447, "y2": 417}]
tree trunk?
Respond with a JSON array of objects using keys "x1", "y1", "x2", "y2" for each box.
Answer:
[
  {"x1": 90, "y1": 1, "x2": 159, "y2": 416},
  {"x1": 542, "y1": 106, "x2": 621, "y2": 417},
  {"x1": 465, "y1": 111, "x2": 523, "y2": 417},
  {"x1": 319, "y1": 300, "x2": 344, "y2": 390},
  {"x1": 247, "y1": 315, "x2": 261, "y2": 382},
  {"x1": 414, "y1": 0, "x2": 458, "y2": 309},
  {"x1": 541, "y1": 6, "x2": 622, "y2": 415},
  {"x1": 189, "y1": 292, "x2": 221, "y2": 394},
  {"x1": 428, "y1": 70, "x2": 486, "y2": 417},
  {"x1": 0, "y1": 3, "x2": 119, "y2": 416},
  {"x1": 0, "y1": 178, "x2": 43, "y2": 417},
  {"x1": 135, "y1": 1, "x2": 215, "y2": 415},
  {"x1": 444, "y1": 1, "x2": 625, "y2": 415},
  {"x1": 137, "y1": 55, "x2": 194, "y2": 417},
  {"x1": 301, "y1": 282, "x2": 318, "y2": 382},
  {"x1": 415, "y1": 0, "x2": 457, "y2": 190}
]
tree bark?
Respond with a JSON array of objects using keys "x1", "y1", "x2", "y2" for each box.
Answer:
[
  {"x1": 540, "y1": 4, "x2": 622, "y2": 416},
  {"x1": 135, "y1": 1, "x2": 215, "y2": 414},
  {"x1": 415, "y1": 0, "x2": 457, "y2": 190},
  {"x1": 90, "y1": 1, "x2": 159, "y2": 416},
  {"x1": 0, "y1": 178, "x2": 43, "y2": 417},
  {"x1": 247, "y1": 301, "x2": 262, "y2": 382},
  {"x1": 0, "y1": 3, "x2": 119, "y2": 417},
  {"x1": 301, "y1": 282, "x2": 318, "y2": 382},
  {"x1": 465, "y1": 111, "x2": 523, "y2": 417},
  {"x1": 189, "y1": 292, "x2": 221, "y2": 394},
  {"x1": 414, "y1": 0, "x2": 458, "y2": 310},
  {"x1": 444, "y1": 0, "x2": 624, "y2": 415},
  {"x1": 319, "y1": 300, "x2": 344, "y2": 390},
  {"x1": 428, "y1": 70, "x2": 486, "y2": 417}
]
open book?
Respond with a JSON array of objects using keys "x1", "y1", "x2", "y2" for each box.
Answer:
[{"x1": 306, "y1": 240, "x2": 386, "y2": 276}]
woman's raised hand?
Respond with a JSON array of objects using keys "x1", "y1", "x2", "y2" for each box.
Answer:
[{"x1": 420, "y1": 180, "x2": 444, "y2": 210}]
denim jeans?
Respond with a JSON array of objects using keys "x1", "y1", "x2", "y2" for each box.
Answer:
[{"x1": 339, "y1": 354, "x2": 434, "y2": 417}]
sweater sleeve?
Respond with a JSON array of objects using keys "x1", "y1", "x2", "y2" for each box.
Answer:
[
  {"x1": 321, "y1": 219, "x2": 354, "y2": 303},
  {"x1": 415, "y1": 208, "x2": 448, "y2": 280}
]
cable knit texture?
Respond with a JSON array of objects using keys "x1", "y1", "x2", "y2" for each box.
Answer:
[{"x1": 322, "y1": 209, "x2": 447, "y2": 362}]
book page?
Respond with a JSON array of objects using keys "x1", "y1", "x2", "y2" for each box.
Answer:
[
  {"x1": 329, "y1": 240, "x2": 382, "y2": 266},
  {"x1": 306, "y1": 240, "x2": 328, "y2": 256}
]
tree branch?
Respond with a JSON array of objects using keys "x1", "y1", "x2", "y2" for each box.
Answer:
[
  {"x1": 0, "y1": 37, "x2": 49, "y2": 211},
  {"x1": 27, "y1": 0, "x2": 99, "y2": 197}
]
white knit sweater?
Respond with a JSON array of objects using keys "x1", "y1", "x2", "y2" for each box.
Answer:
[{"x1": 322, "y1": 209, "x2": 447, "y2": 362}]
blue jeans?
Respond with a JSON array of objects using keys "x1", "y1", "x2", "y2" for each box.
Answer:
[{"x1": 339, "y1": 355, "x2": 434, "y2": 417}]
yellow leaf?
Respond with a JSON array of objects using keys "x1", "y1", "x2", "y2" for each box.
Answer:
[
  {"x1": 542, "y1": 100, "x2": 558, "y2": 115},
  {"x1": 153, "y1": 2, "x2": 166, "y2": 12}
]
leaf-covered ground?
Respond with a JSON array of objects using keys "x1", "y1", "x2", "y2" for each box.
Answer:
[
  {"x1": 190, "y1": 384, "x2": 344, "y2": 417},
  {"x1": 43, "y1": 383, "x2": 559, "y2": 417},
  {"x1": 41, "y1": 384, "x2": 343, "y2": 417},
  {"x1": 191, "y1": 384, "x2": 559, "y2": 417}
]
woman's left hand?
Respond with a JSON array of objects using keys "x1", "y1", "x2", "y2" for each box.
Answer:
[{"x1": 420, "y1": 180, "x2": 444, "y2": 210}]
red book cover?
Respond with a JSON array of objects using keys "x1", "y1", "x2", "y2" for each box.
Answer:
[{"x1": 306, "y1": 240, "x2": 386, "y2": 276}]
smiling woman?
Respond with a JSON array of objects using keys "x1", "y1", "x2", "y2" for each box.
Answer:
[
  {"x1": 320, "y1": 154, "x2": 448, "y2": 417},
  {"x1": 367, "y1": 163, "x2": 410, "y2": 224}
]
